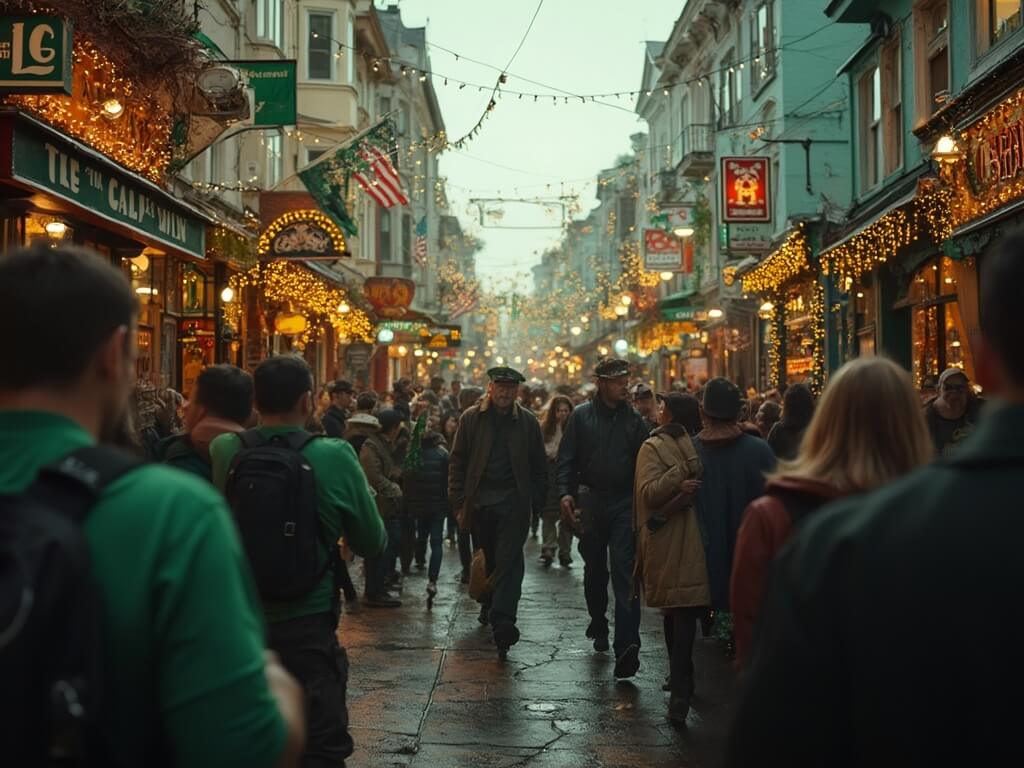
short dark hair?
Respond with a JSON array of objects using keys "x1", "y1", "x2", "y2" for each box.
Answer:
[
  {"x1": 356, "y1": 391, "x2": 378, "y2": 411},
  {"x1": 982, "y1": 231, "x2": 1024, "y2": 384},
  {"x1": 377, "y1": 408, "x2": 403, "y2": 433},
  {"x1": 194, "y1": 365, "x2": 253, "y2": 424},
  {"x1": 781, "y1": 383, "x2": 815, "y2": 429},
  {"x1": 0, "y1": 244, "x2": 138, "y2": 389},
  {"x1": 329, "y1": 379, "x2": 354, "y2": 395},
  {"x1": 253, "y1": 355, "x2": 313, "y2": 415}
]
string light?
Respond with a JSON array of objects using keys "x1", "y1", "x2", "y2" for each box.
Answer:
[
  {"x1": 257, "y1": 209, "x2": 348, "y2": 259},
  {"x1": 742, "y1": 226, "x2": 810, "y2": 294}
]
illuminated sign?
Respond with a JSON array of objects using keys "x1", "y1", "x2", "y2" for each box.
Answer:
[
  {"x1": 364, "y1": 277, "x2": 415, "y2": 319},
  {"x1": 721, "y1": 156, "x2": 771, "y2": 223},
  {"x1": 0, "y1": 16, "x2": 72, "y2": 94}
]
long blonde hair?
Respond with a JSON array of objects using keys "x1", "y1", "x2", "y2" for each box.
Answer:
[{"x1": 775, "y1": 357, "x2": 932, "y2": 494}]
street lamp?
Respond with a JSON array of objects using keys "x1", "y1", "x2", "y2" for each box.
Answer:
[
  {"x1": 377, "y1": 328, "x2": 395, "y2": 344},
  {"x1": 613, "y1": 338, "x2": 629, "y2": 356},
  {"x1": 660, "y1": 271, "x2": 674, "y2": 282},
  {"x1": 614, "y1": 305, "x2": 628, "y2": 317},
  {"x1": 620, "y1": 294, "x2": 632, "y2": 306},
  {"x1": 708, "y1": 308, "x2": 724, "y2": 319},
  {"x1": 673, "y1": 225, "x2": 694, "y2": 238},
  {"x1": 570, "y1": 325, "x2": 582, "y2": 336},
  {"x1": 220, "y1": 286, "x2": 235, "y2": 303},
  {"x1": 759, "y1": 301, "x2": 774, "y2": 313}
]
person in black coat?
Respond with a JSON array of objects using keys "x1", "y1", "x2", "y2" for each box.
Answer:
[
  {"x1": 322, "y1": 379, "x2": 354, "y2": 438},
  {"x1": 767, "y1": 383, "x2": 814, "y2": 460},
  {"x1": 406, "y1": 431, "x2": 450, "y2": 603}
]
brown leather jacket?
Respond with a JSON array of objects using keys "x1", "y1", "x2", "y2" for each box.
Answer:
[{"x1": 448, "y1": 396, "x2": 547, "y2": 530}]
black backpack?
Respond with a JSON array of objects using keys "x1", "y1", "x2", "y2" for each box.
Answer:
[
  {"x1": 0, "y1": 445, "x2": 141, "y2": 765},
  {"x1": 225, "y1": 430, "x2": 332, "y2": 602}
]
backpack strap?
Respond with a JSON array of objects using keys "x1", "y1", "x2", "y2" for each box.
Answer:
[
  {"x1": 236, "y1": 428, "x2": 267, "y2": 450},
  {"x1": 28, "y1": 446, "x2": 143, "y2": 524}
]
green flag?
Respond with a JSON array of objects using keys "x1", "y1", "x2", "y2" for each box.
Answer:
[{"x1": 298, "y1": 155, "x2": 358, "y2": 237}]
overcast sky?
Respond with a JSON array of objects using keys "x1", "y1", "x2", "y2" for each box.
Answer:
[{"x1": 385, "y1": 0, "x2": 683, "y2": 290}]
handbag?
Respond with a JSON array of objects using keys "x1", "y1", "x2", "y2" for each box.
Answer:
[{"x1": 468, "y1": 548, "x2": 494, "y2": 601}]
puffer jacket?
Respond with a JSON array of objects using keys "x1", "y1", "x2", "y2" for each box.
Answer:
[
  {"x1": 633, "y1": 423, "x2": 709, "y2": 609},
  {"x1": 403, "y1": 433, "x2": 450, "y2": 521}
]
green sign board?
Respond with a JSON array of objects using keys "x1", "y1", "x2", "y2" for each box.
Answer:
[
  {"x1": 661, "y1": 306, "x2": 696, "y2": 322},
  {"x1": 10, "y1": 126, "x2": 206, "y2": 257},
  {"x1": 232, "y1": 60, "x2": 298, "y2": 126},
  {"x1": 0, "y1": 16, "x2": 72, "y2": 94}
]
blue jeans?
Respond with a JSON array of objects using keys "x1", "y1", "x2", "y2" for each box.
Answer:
[
  {"x1": 365, "y1": 517, "x2": 401, "y2": 597},
  {"x1": 416, "y1": 517, "x2": 445, "y2": 582},
  {"x1": 578, "y1": 493, "x2": 641, "y2": 657}
]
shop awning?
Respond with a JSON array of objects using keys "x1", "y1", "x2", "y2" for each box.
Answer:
[
  {"x1": 659, "y1": 288, "x2": 700, "y2": 321},
  {"x1": 820, "y1": 188, "x2": 917, "y2": 256}
]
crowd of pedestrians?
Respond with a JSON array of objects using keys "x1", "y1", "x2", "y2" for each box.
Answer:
[{"x1": 2, "y1": 233, "x2": 1020, "y2": 766}]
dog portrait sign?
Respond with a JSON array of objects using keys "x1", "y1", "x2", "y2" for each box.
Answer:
[{"x1": 721, "y1": 156, "x2": 771, "y2": 223}]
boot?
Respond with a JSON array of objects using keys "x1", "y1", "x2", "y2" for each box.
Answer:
[
  {"x1": 426, "y1": 581, "x2": 437, "y2": 610},
  {"x1": 477, "y1": 603, "x2": 490, "y2": 625},
  {"x1": 668, "y1": 694, "x2": 690, "y2": 726}
]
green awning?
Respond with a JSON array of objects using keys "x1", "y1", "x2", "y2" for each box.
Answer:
[
  {"x1": 194, "y1": 32, "x2": 228, "y2": 61},
  {"x1": 659, "y1": 288, "x2": 700, "y2": 321}
]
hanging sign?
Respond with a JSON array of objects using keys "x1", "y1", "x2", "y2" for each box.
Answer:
[
  {"x1": 419, "y1": 324, "x2": 462, "y2": 349},
  {"x1": 728, "y1": 222, "x2": 772, "y2": 251},
  {"x1": 721, "y1": 156, "x2": 771, "y2": 222},
  {"x1": 231, "y1": 60, "x2": 298, "y2": 126},
  {"x1": 364, "y1": 277, "x2": 415, "y2": 319},
  {"x1": 643, "y1": 228, "x2": 683, "y2": 271},
  {"x1": 0, "y1": 16, "x2": 72, "y2": 94}
]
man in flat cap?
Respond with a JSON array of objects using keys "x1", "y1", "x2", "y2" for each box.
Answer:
[
  {"x1": 558, "y1": 358, "x2": 650, "y2": 678},
  {"x1": 630, "y1": 381, "x2": 658, "y2": 432},
  {"x1": 449, "y1": 366, "x2": 547, "y2": 658}
]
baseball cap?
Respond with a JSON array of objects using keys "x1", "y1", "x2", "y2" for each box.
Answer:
[{"x1": 938, "y1": 368, "x2": 969, "y2": 388}]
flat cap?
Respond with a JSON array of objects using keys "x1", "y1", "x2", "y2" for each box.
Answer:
[
  {"x1": 594, "y1": 358, "x2": 631, "y2": 379},
  {"x1": 630, "y1": 382, "x2": 653, "y2": 398},
  {"x1": 487, "y1": 366, "x2": 526, "y2": 384}
]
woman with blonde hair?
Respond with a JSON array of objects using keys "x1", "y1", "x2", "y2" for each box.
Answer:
[{"x1": 730, "y1": 357, "x2": 933, "y2": 667}]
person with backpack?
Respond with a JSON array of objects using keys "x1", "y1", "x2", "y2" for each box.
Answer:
[
  {"x1": 158, "y1": 364, "x2": 253, "y2": 480},
  {"x1": 729, "y1": 357, "x2": 932, "y2": 668},
  {"x1": 210, "y1": 355, "x2": 386, "y2": 768},
  {"x1": 557, "y1": 358, "x2": 650, "y2": 678},
  {"x1": 0, "y1": 244, "x2": 305, "y2": 767},
  {"x1": 359, "y1": 408, "x2": 405, "y2": 608}
]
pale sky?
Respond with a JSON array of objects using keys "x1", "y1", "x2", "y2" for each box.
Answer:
[{"x1": 386, "y1": 0, "x2": 684, "y2": 290}]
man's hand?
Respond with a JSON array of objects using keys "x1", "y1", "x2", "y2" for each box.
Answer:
[
  {"x1": 679, "y1": 479, "x2": 702, "y2": 497},
  {"x1": 266, "y1": 651, "x2": 305, "y2": 768},
  {"x1": 455, "y1": 506, "x2": 467, "y2": 532},
  {"x1": 559, "y1": 495, "x2": 576, "y2": 525}
]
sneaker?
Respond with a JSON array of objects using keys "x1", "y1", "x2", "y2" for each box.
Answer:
[
  {"x1": 538, "y1": 551, "x2": 553, "y2": 566},
  {"x1": 613, "y1": 644, "x2": 640, "y2": 679},
  {"x1": 558, "y1": 556, "x2": 573, "y2": 568},
  {"x1": 365, "y1": 594, "x2": 402, "y2": 608},
  {"x1": 668, "y1": 694, "x2": 690, "y2": 726}
]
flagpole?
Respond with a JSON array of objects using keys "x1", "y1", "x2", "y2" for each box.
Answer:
[{"x1": 267, "y1": 110, "x2": 400, "y2": 192}]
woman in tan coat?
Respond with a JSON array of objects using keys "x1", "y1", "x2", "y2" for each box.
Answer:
[{"x1": 634, "y1": 391, "x2": 706, "y2": 725}]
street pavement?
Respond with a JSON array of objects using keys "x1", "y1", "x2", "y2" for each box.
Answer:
[{"x1": 341, "y1": 535, "x2": 738, "y2": 768}]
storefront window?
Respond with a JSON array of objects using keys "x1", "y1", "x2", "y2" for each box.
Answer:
[
  {"x1": 853, "y1": 274, "x2": 877, "y2": 357},
  {"x1": 24, "y1": 213, "x2": 73, "y2": 247},
  {"x1": 910, "y1": 256, "x2": 974, "y2": 386},
  {"x1": 783, "y1": 282, "x2": 814, "y2": 384}
]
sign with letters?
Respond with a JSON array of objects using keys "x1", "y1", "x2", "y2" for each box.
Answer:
[
  {"x1": 231, "y1": 60, "x2": 298, "y2": 126},
  {"x1": 0, "y1": 16, "x2": 72, "y2": 94},
  {"x1": 721, "y1": 156, "x2": 771, "y2": 223},
  {"x1": 6, "y1": 123, "x2": 205, "y2": 256}
]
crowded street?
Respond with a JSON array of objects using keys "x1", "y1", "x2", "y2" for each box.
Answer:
[
  {"x1": 3, "y1": 1, "x2": 1024, "y2": 767},
  {"x1": 343, "y1": 537, "x2": 736, "y2": 768}
]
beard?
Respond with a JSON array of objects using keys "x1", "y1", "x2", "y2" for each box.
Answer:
[{"x1": 98, "y1": 387, "x2": 132, "y2": 446}]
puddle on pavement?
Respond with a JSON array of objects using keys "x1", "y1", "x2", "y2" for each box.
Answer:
[{"x1": 525, "y1": 702, "x2": 560, "y2": 713}]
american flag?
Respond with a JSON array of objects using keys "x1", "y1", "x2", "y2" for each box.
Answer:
[
  {"x1": 449, "y1": 286, "x2": 479, "y2": 320},
  {"x1": 352, "y1": 144, "x2": 409, "y2": 208},
  {"x1": 414, "y1": 217, "x2": 428, "y2": 266}
]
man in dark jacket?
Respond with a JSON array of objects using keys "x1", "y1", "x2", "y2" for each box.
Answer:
[
  {"x1": 449, "y1": 366, "x2": 547, "y2": 658},
  {"x1": 322, "y1": 379, "x2": 354, "y2": 438},
  {"x1": 727, "y1": 233, "x2": 1024, "y2": 767},
  {"x1": 159, "y1": 364, "x2": 253, "y2": 480},
  {"x1": 407, "y1": 431, "x2": 450, "y2": 602},
  {"x1": 558, "y1": 358, "x2": 650, "y2": 678}
]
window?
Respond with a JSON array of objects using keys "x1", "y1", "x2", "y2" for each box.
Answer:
[
  {"x1": 255, "y1": 0, "x2": 283, "y2": 49},
  {"x1": 397, "y1": 101, "x2": 408, "y2": 135},
  {"x1": 401, "y1": 213, "x2": 413, "y2": 265},
  {"x1": 266, "y1": 132, "x2": 282, "y2": 187},
  {"x1": 305, "y1": 148, "x2": 325, "y2": 165},
  {"x1": 859, "y1": 66, "x2": 883, "y2": 191},
  {"x1": 617, "y1": 196, "x2": 636, "y2": 236},
  {"x1": 308, "y1": 12, "x2": 334, "y2": 80},
  {"x1": 881, "y1": 34, "x2": 903, "y2": 175},
  {"x1": 751, "y1": 3, "x2": 776, "y2": 91},
  {"x1": 346, "y1": 13, "x2": 355, "y2": 83},
  {"x1": 978, "y1": 1, "x2": 1023, "y2": 54},
  {"x1": 679, "y1": 96, "x2": 689, "y2": 157},
  {"x1": 379, "y1": 96, "x2": 391, "y2": 120},
  {"x1": 913, "y1": 0, "x2": 948, "y2": 122},
  {"x1": 380, "y1": 209, "x2": 392, "y2": 261},
  {"x1": 718, "y1": 53, "x2": 735, "y2": 127}
]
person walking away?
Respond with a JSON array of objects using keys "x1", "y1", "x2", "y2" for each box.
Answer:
[
  {"x1": 358, "y1": 408, "x2": 405, "y2": 607},
  {"x1": 635, "y1": 391, "x2": 706, "y2": 724},
  {"x1": 406, "y1": 426, "x2": 450, "y2": 606},
  {"x1": 730, "y1": 357, "x2": 932, "y2": 669},
  {"x1": 159, "y1": 364, "x2": 253, "y2": 480},
  {"x1": 344, "y1": 410, "x2": 380, "y2": 456},
  {"x1": 449, "y1": 367, "x2": 547, "y2": 658},
  {"x1": 321, "y1": 379, "x2": 354, "y2": 439},
  {"x1": 726, "y1": 225, "x2": 1024, "y2": 768},
  {"x1": 631, "y1": 382, "x2": 659, "y2": 432},
  {"x1": 540, "y1": 395, "x2": 575, "y2": 567},
  {"x1": 924, "y1": 367, "x2": 984, "y2": 455},
  {"x1": 767, "y1": 383, "x2": 814, "y2": 460},
  {"x1": 692, "y1": 378, "x2": 775, "y2": 649},
  {"x1": 0, "y1": 244, "x2": 305, "y2": 767},
  {"x1": 754, "y1": 400, "x2": 781, "y2": 440},
  {"x1": 558, "y1": 358, "x2": 650, "y2": 678},
  {"x1": 211, "y1": 355, "x2": 386, "y2": 768}
]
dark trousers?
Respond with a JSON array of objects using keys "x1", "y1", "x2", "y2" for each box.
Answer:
[
  {"x1": 577, "y1": 494, "x2": 641, "y2": 657},
  {"x1": 399, "y1": 513, "x2": 416, "y2": 573},
  {"x1": 473, "y1": 496, "x2": 530, "y2": 627},
  {"x1": 268, "y1": 612, "x2": 352, "y2": 768},
  {"x1": 365, "y1": 517, "x2": 400, "y2": 596},
  {"x1": 664, "y1": 607, "x2": 704, "y2": 697},
  {"x1": 337, "y1": 559, "x2": 357, "y2": 603},
  {"x1": 415, "y1": 517, "x2": 445, "y2": 582},
  {"x1": 458, "y1": 523, "x2": 474, "y2": 576}
]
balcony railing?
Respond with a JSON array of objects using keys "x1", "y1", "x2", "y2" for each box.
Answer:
[{"x1": 681, "y1": 123, "x2": 714, "y2": 157}]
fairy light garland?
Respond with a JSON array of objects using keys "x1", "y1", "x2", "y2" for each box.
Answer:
[
  {"x1": 742, "y1": 227, "x2": 810, "y2": 294},
  {"x1": 257, "y1": 210, "x2": 348, "y2": 259},
  {"x1": 809, "y1": 280, "x2": 826, "y2": 395},
  {"x1": 4, "y1": 40, "x2": 172, "y2": 181}
]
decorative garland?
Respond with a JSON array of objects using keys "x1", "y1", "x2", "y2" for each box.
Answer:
[{"x1": 742, "y1": 227, "x2": 811, "y2": 294}]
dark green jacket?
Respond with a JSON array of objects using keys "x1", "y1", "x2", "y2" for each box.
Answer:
[
  {"x1": 728, "y1": 403, "x2": 1024, "y2": 768},
  {"x1": 157, "y1": 434, "x2": 211, "y2": 481}
]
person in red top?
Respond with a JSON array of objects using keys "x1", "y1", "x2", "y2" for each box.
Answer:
[{"x1": 730, "y1": 357, "x2": 933, "y2": 667}]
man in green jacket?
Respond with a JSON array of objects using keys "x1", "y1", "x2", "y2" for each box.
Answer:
[
  {"x1": 449, "y1": 366, "x2": 547, "y2": 657},
  {"x1": 211, "y1": 355, "x2": 386, "y2": 768},
  {"x1": 0, "y1": 244, "x2": 304, "y2": 767},
  {"x1": 728, "y1": 232, "x2": 1024, "y2": 767}
]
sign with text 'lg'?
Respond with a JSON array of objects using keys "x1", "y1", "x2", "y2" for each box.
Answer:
[
  {"x1": 0, "y1": 17, "x2": 72, "y2": 94},
  {"x1": 721, "y1": 156, "x2": 771, "y2": 223}
]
